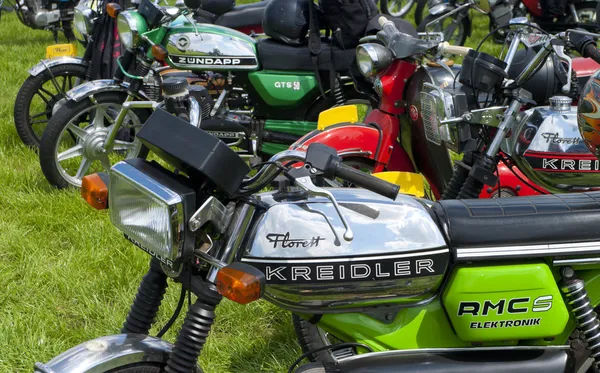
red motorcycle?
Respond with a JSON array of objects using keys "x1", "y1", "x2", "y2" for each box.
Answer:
[{"x1": 291, "y1": 20, "x2": 600, "y2": 199}]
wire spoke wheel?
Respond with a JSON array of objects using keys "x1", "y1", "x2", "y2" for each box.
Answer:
[
  {"x1": 39, "y1": 92, "x2": 149, "y2": 189},
  {"x1": 14, "y1": 63, "x2": 87, "y2": 147}
]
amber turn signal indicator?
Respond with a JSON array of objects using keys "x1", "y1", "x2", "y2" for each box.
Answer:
[
  {"x1": 81, "y1": 173, "x2": 109, "y2": 210},
  {"x1": 106, "y1": 3, "x2": 121, "y2": 18},
  {"x1": 151, "y1": 45, "x2": 168, "y2": 61},
  {"x1": 216, "y1": 263, "x2": 265, "y2": 304}
]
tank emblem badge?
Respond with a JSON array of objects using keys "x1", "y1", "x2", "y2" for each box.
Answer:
[
  {"x1": 274, "y1": 81, "x2": 301, "y2": 91},
  {"x1": 266, "y1": 233, "x2": 325, "y2": 249},
  {"x1": 242, "y1": 249, "x2": 449, "y2": 284},
  {"x1": 541, "y1": 132, "x2": 581, "y2": 145},
  {"x1": 176, "y1": 36, "x2": 190, "y2": 51},
  {"x1": 409, "y1": 105, "x2": 419, "y2": 121}
]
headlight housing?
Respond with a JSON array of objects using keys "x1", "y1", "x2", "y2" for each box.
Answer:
[
  {"x1": 356, "y1": 43, "x2": 393, "y2": 77},
  {"x1": 117, "y1": 11, "x2": 148, "y2": 51},
  {"x1": 109, "y1": 159, "x2": 195, "y2": 270},
  {"x1": 73, "y1": 4, "x2": 95, "y2": 43}
]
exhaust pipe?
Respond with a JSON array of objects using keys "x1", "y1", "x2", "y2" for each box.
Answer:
[{"x1": 295, "y1": 346, "x2": 573, "y2": 373}]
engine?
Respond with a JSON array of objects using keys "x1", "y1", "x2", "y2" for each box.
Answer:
[
  {"x1": 503, "y1": 95, "x2": 600, "y2": 193},
  {"x1": 18, "y1": 0, "x2": 61, "y2": 28}
]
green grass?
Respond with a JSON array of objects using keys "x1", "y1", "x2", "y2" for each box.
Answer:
[{"x1": 0, "y1": 6, "x2": 497, "y2": 373}]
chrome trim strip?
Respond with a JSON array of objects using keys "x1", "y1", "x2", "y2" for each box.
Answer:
[
  {"x1": 456, "y1": 241, "x2": 600, "y2": 260},
  {"x1": 242, "y1": 248, "x2": 449, "y2": 264},
  {"x1": 337, "y1": 345, "x2": 569, "y2": 363},
  {"x1": 553, "y1": 257, "x2": 600, "y2": 266}
]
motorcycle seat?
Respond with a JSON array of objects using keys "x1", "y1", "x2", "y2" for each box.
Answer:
[
  {"x1": 257, "y1": 38, "x2": 356, "y2": 72},
  {"x1": 431, "y1": 192, "x2": 600, "y2": 261},
  {"x1": 215, "y1": 1, "x2": 266, "y2": 30}
]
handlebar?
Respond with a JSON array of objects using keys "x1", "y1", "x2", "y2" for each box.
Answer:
[
  {"x1": 583, "y1": 43, "x2": 600, "y2": 65},
  {"x1": 439, "y1": 42, "x2": 472, "y2": 57},
  {"x1": 333, "y1": 161, "x2": 399, "y2": 199}
]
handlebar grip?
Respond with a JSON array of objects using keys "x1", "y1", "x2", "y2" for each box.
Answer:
[
  {"x1": 440, "y1": 42, "x2": 472, "y2": 57},
  {"x1": 334, "y1": 162, "x2": 399, "y2": 200},
  {"x1": 378, "y1": 16, "x2": 387, "y2": 27},
  {"x1": 584, "y1": 44, "x2": 600, "y2": 65}
]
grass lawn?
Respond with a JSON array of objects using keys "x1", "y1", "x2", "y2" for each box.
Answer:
[{"x1": 0, "y1": 5, "x2": 498, "y2": 373}]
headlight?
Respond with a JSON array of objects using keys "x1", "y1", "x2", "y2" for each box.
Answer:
[
  {"x1": 73, "y1": 5, "x2": 95, "y2": 42},
  {"x1": 420, "y1": 83, "x2": 458, "y2": 148},
  {"x1": 356, "y1": 43, "x2": 393, "y2": 77},
  {"x1": 117, "y1": 11, "x2": 147, "y2": 51},
  {"x1": 109, "y1": 160, "x2": 195, "y2": 270}
]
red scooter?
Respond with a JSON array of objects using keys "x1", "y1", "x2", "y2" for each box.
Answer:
[{"x1": 291, "y1": 23, "x2": 600, "y2": 199}]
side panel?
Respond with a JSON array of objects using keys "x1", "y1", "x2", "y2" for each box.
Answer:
[
  {"x1": 442, "y1": 262, "x2": 569, "y2": 342},
  {"x1": 248, "y1": 71, "x2": 318, "y2": 107}
]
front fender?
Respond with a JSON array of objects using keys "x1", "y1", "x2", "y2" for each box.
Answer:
[
  {"x1": 28, "y1": 57, "x2": 89, "y2": 77},
  {"x1": 429, "y1": 3, "x2": 458, "y2": 15},
  {"x1": 67, "y1": 79, "x2": 150, "y2": 102},
  {"x1": 34, "y1": 334, "x2": 173, "y2": 373},
  {"x1": 291, "y1": 123, "x2": 381, "y2": 160}
]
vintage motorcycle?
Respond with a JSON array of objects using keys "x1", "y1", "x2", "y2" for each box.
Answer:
[
  {"x1": 416, "y1": 0, "x2": 599, "y2": 46},
  {"x1": 14, "y1": 0, "x2": 268, "y2": 148},
  {"x1": 34, "y1": 88, "x2": 600, "y2": 373},
  {"x1": 290, "y1": 16, "x2": 600, "y2": 203},
  {"x1": 37, "y1": 0, "x2": 376, "y2": 189},
  {"x1": 0, "y1": 0, "x2": 75, "y2": 41}
]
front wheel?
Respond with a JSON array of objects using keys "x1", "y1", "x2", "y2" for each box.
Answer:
[
  {"x1": 39, "y1": 91, "x2": 150, "y2": 189},
  {"x1": 417, "y1": 11, "x2": 470, "y2": 46},
  {"x1": 14, "y1": 63, "x2": 88, "y2": 147},
  {"x1": 380, "y1": 0, "x2": 415, "y2": 17}
]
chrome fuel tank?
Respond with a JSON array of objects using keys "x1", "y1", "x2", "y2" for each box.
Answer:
[
  {"x1": 503, "y1": 96, "x2": 600, "y2": 193},
  {"x1": 241, "y1": 189, "x2": 449, "y2": 313},
  {"x1": 165, "y1": 23, "x2": 258, "y2": 71}
]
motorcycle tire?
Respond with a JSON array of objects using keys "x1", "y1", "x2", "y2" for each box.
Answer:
[
  {"x1": 413, "y1": 0, "x2": 428, "y2": 25},
  {"x1": 380, "y1": 0, "x2": 415, "y2": 18},
  {"x1": 39, "y1": 91, "x2": 150, "y2": 189},
  {"x1": 417, "y1": 12, "x2": 469, "y2": 46},
  {"x1": 14, "y1": 63, "x2": 87, "y2": 148}
]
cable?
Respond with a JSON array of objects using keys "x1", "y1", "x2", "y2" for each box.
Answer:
[
  {"x1": 287, "y1": 342, "x2": 374, "y2": 373},
  {"x1": 156, "y1": 286, "x2": 187, "y2": 338},
  {"x1": 499, "y1": 156, "x2": 548, "y2": 195}
]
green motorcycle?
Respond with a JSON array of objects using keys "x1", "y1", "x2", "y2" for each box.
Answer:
[
  {"x1": 38, "y1": 0, "x2": 374, "y2": 188},
  {"x1": 35, "y1": 108, "x2": 600, "y2": 373}
]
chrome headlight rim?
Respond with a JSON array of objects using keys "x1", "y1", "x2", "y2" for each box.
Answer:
[
  {"x1": 117, "y1": 11, "x2": 144, "y2": 51},
  {"x1": 73, "y1": 7, "x2": 95, "y2": 43},
  {"x1": 109, "y1": 160, "x2": 196, "y2": 271},
  {"x1": 356, "y1": 43, "x2": 393, "y2": 77}
]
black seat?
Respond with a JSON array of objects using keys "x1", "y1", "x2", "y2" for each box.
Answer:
[
  {"x1": 432, "y1": 192, "x2": 600, "y2": 261},
  {"x1": 257, "y1": 38, "x2": 356, "y2": 72},
  {"x1": 215, "y1": 1, "x2": 266, "y2": 30}
]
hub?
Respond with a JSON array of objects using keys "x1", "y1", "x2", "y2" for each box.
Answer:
[{"x1": 81, "y1": 128, "x2": 108, "y2": 160}]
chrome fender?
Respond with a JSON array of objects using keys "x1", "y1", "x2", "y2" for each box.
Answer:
[
  {"x1": 28, "y1": 57, "x2": 89, "y2": 77},
  {"x1": 66, "y1": 79, "x2": 151, "y2": 103},
  {"x1": 34, "y1": 334, "x2": 173, "y2": 373},
  {"x1": 429, "y1": 3, "x2": 458, "y2": 15}
]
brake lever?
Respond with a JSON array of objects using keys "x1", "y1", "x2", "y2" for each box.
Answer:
[
  {"x1": 294, "y1": 176, "x2": 354, "y2": 242},
  {"x1": 552, "y1": 42, "x2": 572, "y2": 94}
]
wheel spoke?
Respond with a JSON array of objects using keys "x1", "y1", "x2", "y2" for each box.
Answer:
[
  {"x1": 91, "y1": 105, "x2": 114, "y2": 128},
  {"x1": 30, "y1": 110, "x2": 51, "y2": 120},
  {"x1": 75, "y1": 156, "x2": 93, "y2": 179},
  {"x1": 39, "y1": 86, "x2": 56, "y2": 99},
  {"x1": 65, "y1": 123, "x2": 89, "y2": 140},
  {"x1": 113, "y1": 140, "x2": 136, "y2": 151},
  {"x1": 100, "y1": 155, "x2": 112, "y2": 172},
  {"x1": 57, "y1": 144, "x2": 83, "y2": 162},
  {"x1": 35, "y1": 91, "x2": 50, "y2": 105},
  {"x1": 61, "y1": 76, "x2": 67, "y2": 93}
]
